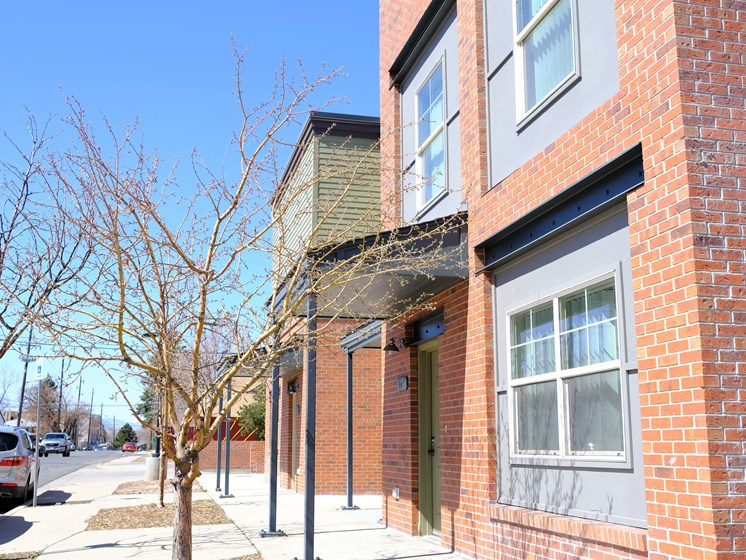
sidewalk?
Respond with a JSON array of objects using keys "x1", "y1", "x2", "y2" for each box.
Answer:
[{"x1": 0, "y1": 454, "x2": 461, "y2": 560}]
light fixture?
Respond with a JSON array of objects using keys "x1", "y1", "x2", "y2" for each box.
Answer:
[
  {"x1": 383, "y1": 338, "x2": 400, "y2": 352},
  {"x1": 287, "y1": 380, "x2": 298, "y2": 394}
]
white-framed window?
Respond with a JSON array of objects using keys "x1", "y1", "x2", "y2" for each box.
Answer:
[
  {"x1": 416, "y1": 61, "x2": 446, "y2": 209},
  {"x1": 507, "y1": 274, "x2": 626, "y2": 461},
  {"x1": 514, "y1": 0, "x2": 579, "y2": 120}
]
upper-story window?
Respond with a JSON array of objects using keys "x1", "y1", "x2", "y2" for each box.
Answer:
[
  {"x1": 416, "y1": 62, "x2": 446, "y2": 209},
  {"x1": 514, "y1": 0, "x2": 578, "y2": 119}
]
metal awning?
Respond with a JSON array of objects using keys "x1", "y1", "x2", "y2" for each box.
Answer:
[
  {"x1": 340, "y1": 320, "x2": 382, "y2": 353},
  {"x1": 272, "y1": 213, "x2": 469, "y2": 320}
]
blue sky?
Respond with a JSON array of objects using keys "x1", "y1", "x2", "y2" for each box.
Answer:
[{"x1": 0, "y1": 1, "x2": 380, "y2": 432}]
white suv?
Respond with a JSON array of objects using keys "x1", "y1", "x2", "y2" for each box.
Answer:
[
  {"x1": 40, "y1": 432, "x2": 72, "y2": 457},
  {"x1": 0, "y1": 426, "x2": 39, "y2": 504}
]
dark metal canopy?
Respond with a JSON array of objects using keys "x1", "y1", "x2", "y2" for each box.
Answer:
[{"x1": 273, "y1": 213, "x2": 469, "y2": 320}]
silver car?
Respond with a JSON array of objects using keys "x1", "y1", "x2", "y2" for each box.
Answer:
[
  {"x1": 0, "y1": 426, "x2": 39, "y2": 504},
  {"x1": 40, "y1": 432, "x2": 72, "y2": 457}
]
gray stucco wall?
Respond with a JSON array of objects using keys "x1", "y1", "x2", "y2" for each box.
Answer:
[
  {"x1": 400, "y1": 6, "x2": 462, "y2": 224},
  {"x1": 492, "y1": 206, "x2": 646, "y2": 527},
  {"x1": 485, "y1": 0, "x2": 620, "y2": 186}
]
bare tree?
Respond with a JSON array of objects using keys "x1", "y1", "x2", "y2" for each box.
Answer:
[
  {"x1": 22, "y1": 376, "x2": 60, "y2": 436},
  {"x1": 0, "y1": 365, "x2": 14, "y2": 416},
  {"x1": 40, "y1": 53, "x2": 464, "y2": 560},
  {"x1": 0, "y1": 118, "x2": 91, "y2": 427}
]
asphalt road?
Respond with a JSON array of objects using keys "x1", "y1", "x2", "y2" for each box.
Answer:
[
  {"x1": 0, "y1": 449, "x2": 126, "y2": 513},
  {"x1": 36, "y1": 449, "x2": 124, "y2": 489}
]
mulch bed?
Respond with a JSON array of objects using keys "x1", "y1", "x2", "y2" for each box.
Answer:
[{"x1": 86, "y1": 479, "x2": 229, "y2": 531}]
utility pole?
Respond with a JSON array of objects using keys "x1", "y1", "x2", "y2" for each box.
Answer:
[
  {"x1": 56, "y1": 359, "x2": 65, "y2": 431},
  {"x1": 99, "y1": 403, "x2": 103, "y2": 442},
  {"x1": 74, "y1": 377, "x2": 83, "y2": 447},
  {"x1": 87, "y1": 387, "x2": 94, "y2": 449},
  {"x1": 15, "y1": 326, "x2": 34, "y2": 427}
]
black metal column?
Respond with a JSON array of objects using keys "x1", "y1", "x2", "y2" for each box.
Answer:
[
  {"x1": 221, "y1": 380, "x2": 233, "y2": 498},
  {"x1": 341, "y1": 351, "x2": 358, "y2": 510},
  {"x1": 297, "y1": 292, "x2": 318, "y2": 560},
  {"x1": 215, "y1": 392, "x2": 223, "y2": 492},
  {"x1": 260, "y1": 362, "x2": 286, "y2": 537}
]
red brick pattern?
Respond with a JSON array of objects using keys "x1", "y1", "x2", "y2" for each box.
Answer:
[
  {"x1": 199, "y1": 438, "x2": 265, "y2": 473},
  {"x1": 379, "y1": 0, "x2": 746, "y2": 559}
]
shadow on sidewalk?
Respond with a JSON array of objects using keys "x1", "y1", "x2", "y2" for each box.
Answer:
[
  {"x1": 0, "y1": 515, "x2": 33, "y2": 545},
  {"x1": 35, "y1": 490, "x2": 72, "y2": 506}
]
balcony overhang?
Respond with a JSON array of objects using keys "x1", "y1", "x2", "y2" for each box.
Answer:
[{"x1": 272, "y1": 213, "x2": 468, "y2": 320}]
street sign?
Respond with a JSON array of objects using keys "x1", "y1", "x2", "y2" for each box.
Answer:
[{"x1": 34, "y1": 358, "x2": 44, "y2": 381}]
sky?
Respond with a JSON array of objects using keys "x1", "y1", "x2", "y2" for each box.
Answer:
[{"x1": 0, "y1": 1, "x2": 380, "y2": 433}]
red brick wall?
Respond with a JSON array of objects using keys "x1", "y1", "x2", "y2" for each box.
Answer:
[
  {"x1": 266, "y1": 319, "x2": 383, "y2": 495},
  {"x1": 379, "y1": 0, "x2": 745, "y2": 559},
  {"x1": 200, "y1": 438, "x2": 264, "y2": 473}
]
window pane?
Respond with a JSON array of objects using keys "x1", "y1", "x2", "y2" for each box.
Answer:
[
  {"x1": 560, "y1": 279, "x2": 619, "y2": 370},
  {"x1": 523, "y1": 0, "x2": 573, "y2": 109},
  {"x1": 560, "y1": 330, "x2": 587, "y2": 369},
  {"x1": 511, "y1": 303, "x2": 553, "y2": 344},
  {"x1": 587, "y1": 279, "x2": 616, "y2": 323},
  {"x1": 566, "y1": 371, "x2": 624, "y2": 454},
  {"x1": 560, "y1": 291, "x2": 586, "y2": 331},
  {"x1": 511, "y1": 302, "x2": 555, "y2": 379},
  {"x1": 515, "y1": 381, "x2": 559, "y2": 453},
  {"x1": 588, "y1": 321, "x2": 618, "y2": 364},
  {"x1": 517, "y1": 0, "x2": 552, "y2": 31},
  {"x1": 417, "y1": 66, "x2": 444, "y2": 144},
  {"x1": 421, "y1": 131, "x2": 445, "y2": 203},
  {"x1": 512, "y1": 338, "x2": 555, "y2": 379}
]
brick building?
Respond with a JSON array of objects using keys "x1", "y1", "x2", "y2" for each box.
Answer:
[
  {"x1": 266, "y1": 113, "x2": 384, "y2": 495},
  {"x1": 374, "y1": 1, "x2": 746, "y2": 559}
]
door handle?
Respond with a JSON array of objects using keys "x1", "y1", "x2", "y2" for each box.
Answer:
[{"x1": 428, "y1": 436, "x2": 435, "y2": 456}]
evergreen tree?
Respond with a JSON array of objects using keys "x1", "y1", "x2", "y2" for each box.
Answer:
[
  {"x1": 237, "y1": 383, "x2": 265, "y2": 440},
  {"x1": 114, "y1": 423, "x2": 138, "y2": 447}
]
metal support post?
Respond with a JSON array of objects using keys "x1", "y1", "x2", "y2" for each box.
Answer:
[
  {"x1": 220, "y1": 380, "x2": 233, "y2": 498},
  {"x1": 216, "y1": 392, "x2": 223, "y2": 492},
  {"x1": 260, "y1": 362, "x2": 286, "y2": 537},
  {"x1": 341, "y1": 351, "x2": 358, "y2": 510},
  {"x1": 294, "y1": 292, "x2": 318, "y2": 560}
]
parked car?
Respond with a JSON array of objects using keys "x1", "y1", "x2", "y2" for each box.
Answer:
[
  {"x1": 96, "y1": 443, "x2": 112, "y2": 451},
  {"x1": 40, "y1": 432, "x2": 72, "y2": 457},
  {"x1": 121, "y1": 442, "x2": 136, "y2": 453},
  {"x1": 0, "y1": 426, "x2": 40, "y2": 504}
]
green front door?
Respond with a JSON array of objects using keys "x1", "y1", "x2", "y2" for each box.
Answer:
[{"x1": 418, "y1": 344, "x2": 441, "y2": 536}]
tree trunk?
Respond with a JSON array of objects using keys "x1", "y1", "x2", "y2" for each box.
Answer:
[
  {"x1": 172, "y1": 459, "x2": 194, "y2": 560},
  {"x1": 159, "y1": 451, "x2": 167, "y2": 507}
]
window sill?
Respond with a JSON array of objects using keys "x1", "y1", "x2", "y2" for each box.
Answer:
[
  {"x1": 516, "y1": 72, "x2": 581, "y2": 133},
  {"x1": 413, "y1": 187, "x2": 449, "y2": 222},
  {"x1": 488, "y1": 503, "x2": 647, "y2": 554}
]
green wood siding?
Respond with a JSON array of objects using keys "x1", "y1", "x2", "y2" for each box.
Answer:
[
  {"x1": 273, "y1": 139, "x2": 317, "y2": 279},
  {"x1": 316, "y1": 136, "x2": 380, "y2": 245},
  {"x1": 273, "y1": 132, "x2": 380, "y2": 284}
]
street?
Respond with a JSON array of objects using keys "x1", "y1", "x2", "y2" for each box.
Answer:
[{"x1": 0, "y1": 449, "x2": 126, "y2": 514}]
